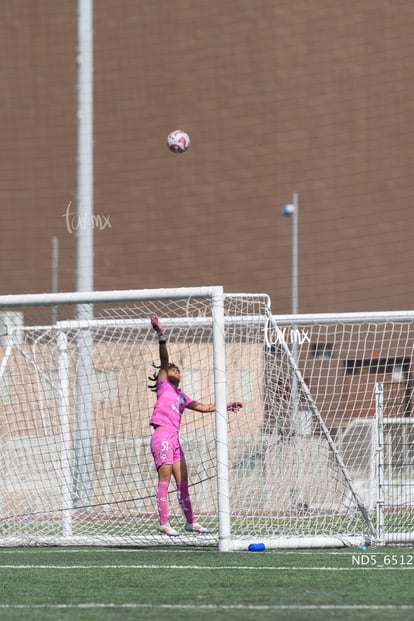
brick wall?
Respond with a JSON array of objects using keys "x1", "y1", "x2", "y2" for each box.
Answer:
[{"x1": 1, "y1": 1, "x2": 414, "y2": 313}]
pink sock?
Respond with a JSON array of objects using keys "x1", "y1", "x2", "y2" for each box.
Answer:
[
  {"x1": 157, "y1": 480, "x2": 169, "y2": 525},
  {"x1": 176, "y1": 481, "x2": 194, "y2": 524}
]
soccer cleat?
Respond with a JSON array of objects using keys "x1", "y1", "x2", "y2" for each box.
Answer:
[
  {"x1": 158, "y1": 523, "x2": 180, "y2": 537},
  {"x1": 185, "y1": 522, "x2": 211, "y2": 534}
]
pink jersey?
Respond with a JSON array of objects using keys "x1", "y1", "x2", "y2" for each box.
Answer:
[{"x1": 149, "y1": 376, "x2": 193, "y2": 432}]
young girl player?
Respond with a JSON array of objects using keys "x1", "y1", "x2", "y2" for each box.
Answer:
[{"x1": 149, "y1": 315, "x2": 242, "y2": 536}]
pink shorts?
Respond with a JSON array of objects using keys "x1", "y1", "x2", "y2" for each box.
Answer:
[{"x1": 150, "y1": 427, "x2": 185, "y2": 469}]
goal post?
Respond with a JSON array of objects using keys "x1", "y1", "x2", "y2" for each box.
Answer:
[{"x1": 0, "y1": 288, "x2": 412, "y2": 548}]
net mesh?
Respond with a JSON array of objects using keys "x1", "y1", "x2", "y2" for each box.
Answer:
[
  {"x1": 0, "y1": 296, "x2": 218, "y2": 543},
  {"x1": 380, "y1": 383, "x2": 414, "y2": 538},
  {"x1": 0, "y1": 295, "x2": 413, "y2": 546}
]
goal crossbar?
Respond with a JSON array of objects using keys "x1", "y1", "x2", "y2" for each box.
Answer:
[{"x1": 0, "y1": 286, "x2": 226, "y2": 307}]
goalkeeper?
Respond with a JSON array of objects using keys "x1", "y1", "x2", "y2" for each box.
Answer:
[{"x1": 149, "y1": 315, "x2": 242, "y2": 536}]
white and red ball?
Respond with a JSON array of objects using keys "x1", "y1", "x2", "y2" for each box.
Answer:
[{"x1": 167, "y1": 129, "x2": 190, "y2": 153}]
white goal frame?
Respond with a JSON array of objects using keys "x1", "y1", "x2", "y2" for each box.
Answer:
[
  {"x1": 0, "y1": 286, "x2": 234, "y2": 548},
  {"x1": 0, "y1": 289, "x2": 412, "y2": 550}
]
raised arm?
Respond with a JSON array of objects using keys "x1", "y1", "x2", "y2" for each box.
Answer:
[{"x1": 151, "y1": 315, "x2": 169, "y2": 380}]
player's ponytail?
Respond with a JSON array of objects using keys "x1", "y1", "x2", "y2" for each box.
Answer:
[{"x1": 147, "y1": 362, "x2": 160, "y2": 392}]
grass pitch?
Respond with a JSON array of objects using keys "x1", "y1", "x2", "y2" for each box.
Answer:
[{"x1": 0, "y1": 545, "x2": 412, "y2": 620}]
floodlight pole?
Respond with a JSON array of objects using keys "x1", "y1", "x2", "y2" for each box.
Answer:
[
  {"x1": 75, "y1": 0, "x2": 94, "y2": 508},
  {"x1": 281, "y1": 192, "x2": 299, "y2": 315},
  {"x1": 281, "y1": 193, "x2": 299, "y2": 434},
  {"x1": 76, "y1": 0, "x2": 94, "y2": 296}
]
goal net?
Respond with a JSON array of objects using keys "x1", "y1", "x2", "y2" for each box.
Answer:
[
  {"x1": 0, "y1": 289, "x2": 411, "y2": 549},
  {"x1": 375, "y1": 382, "x2": 414, "y2": 545}
]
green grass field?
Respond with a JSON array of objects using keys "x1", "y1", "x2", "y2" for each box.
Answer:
[{"x1": 0, "y1": 546, "x2": 412, "y2": 620}]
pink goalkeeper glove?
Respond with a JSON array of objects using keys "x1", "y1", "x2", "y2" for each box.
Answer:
[
  {"x1": 150, "y1": 315, "x2": 164, "y2": 335},
  {"x1": 227, "y1": 401, "x2": 243, "y2": 413},
  {"x1": 151, "y1": 315, "x2": 166, "y2": 344}
]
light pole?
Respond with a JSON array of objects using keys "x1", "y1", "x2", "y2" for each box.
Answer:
[
  {"x1": 281, "y1": 193, "x2": 299, "y2": 436},
  {"x1": 281, "y1": 192, "x2": 299, "y2": 315}
]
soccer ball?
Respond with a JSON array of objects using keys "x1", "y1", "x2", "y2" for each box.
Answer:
[{"x1": 167, "y1": 130, "x2": 190, "y2": 154}]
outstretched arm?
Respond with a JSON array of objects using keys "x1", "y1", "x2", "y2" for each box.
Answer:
[
  {"x1": 187, "y1": 401, "x2": 215, "y2": 413},
  {"x1": 151, "y1": 315, "x2": 169, "y2": 379},
  {"x1": 187, "y1": 401, "x2": 243, "y2": 414}
]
